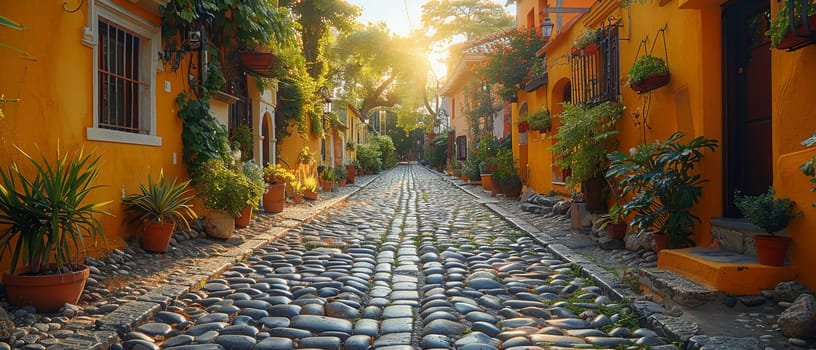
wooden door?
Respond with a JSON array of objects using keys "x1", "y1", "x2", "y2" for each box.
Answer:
[{"x1": 723, "y1": 0, "x2": 772, "y2": 217}]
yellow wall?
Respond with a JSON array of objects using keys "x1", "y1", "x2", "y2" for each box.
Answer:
[
  {"x1": 0, "y1": 0, "x2": 191, "y2": 259},
  {"x1": 518, "y1": 0, "x2": 816, "y2": 289}
]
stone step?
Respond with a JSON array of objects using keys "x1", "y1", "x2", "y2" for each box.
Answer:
[
  {"x1": 639, "y1": 267, "x2": 723, "y2": 308},
  {"x1": 657, "y1": 247, "x2": 798, "y2": 295}
]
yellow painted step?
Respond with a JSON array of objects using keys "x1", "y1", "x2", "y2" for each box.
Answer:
[{"x1": 657, "y1": 248, "x2": 798, "y2": 295}]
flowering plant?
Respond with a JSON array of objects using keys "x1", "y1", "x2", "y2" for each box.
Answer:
[{"x1": 476, "y1": 28, "x2": 547, "y2": 101}]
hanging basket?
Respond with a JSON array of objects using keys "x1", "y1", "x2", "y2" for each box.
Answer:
[{"x1": 630, "y1": 73, "x2": 671, "y2": 94}]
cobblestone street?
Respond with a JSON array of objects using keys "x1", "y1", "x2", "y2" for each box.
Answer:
[
  {"x1": 95, "y1": 164, "x2": 676, "y2": 350},
  {"x1": 3, "y1": 164, "x2": 787, "y2": 350}
]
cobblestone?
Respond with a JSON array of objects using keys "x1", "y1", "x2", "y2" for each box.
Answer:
[{"x1": 0, "y1": 165, "x2": 799, "y2": 349}]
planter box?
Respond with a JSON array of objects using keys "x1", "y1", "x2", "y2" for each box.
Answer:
[{"x1": 776, "y1": 14, "x2": 816, "y2": 51}]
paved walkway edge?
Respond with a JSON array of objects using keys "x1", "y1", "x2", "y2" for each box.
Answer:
[{"x1": 55, "y1": 176, "x2": 379, "y2": 350}]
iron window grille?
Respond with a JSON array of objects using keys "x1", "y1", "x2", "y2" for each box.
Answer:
[
  {"x1": 98, "y1": 20, "x2": 149, "y2": 134},
  {"x1": 571, "y1": 26, "x2": 620, "y2": 105}
]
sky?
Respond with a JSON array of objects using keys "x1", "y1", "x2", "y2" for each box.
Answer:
[{"x1": 345, "y1": 0, "x2": 516, "y2": 76}]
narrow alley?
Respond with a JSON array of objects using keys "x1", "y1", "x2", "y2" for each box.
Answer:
[{"x1": 104, "y1": 165, "x2": 674, "y2": 350}]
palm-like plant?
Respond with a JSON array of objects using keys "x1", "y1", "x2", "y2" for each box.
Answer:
[
  {"x1": 122, "y1": 171, "x2": 197, "y2": 231},
  {"x1": 0, "y1": 147, "x2": 109, "y2": 274},
  {"x1": 606, "y1": 133, "x2": 718, "y2": 248}
]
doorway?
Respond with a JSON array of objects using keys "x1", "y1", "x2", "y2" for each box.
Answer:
[{"x1": 723, "y1": 0, "x2": 772, "y2": 217}]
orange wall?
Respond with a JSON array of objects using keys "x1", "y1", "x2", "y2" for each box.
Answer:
[
  {"x1": 0, "y1": 1, "x2": 191, "y2": 259},
  {"x1": 769, "y1": 0, "x2": 816, "y2": 289}
]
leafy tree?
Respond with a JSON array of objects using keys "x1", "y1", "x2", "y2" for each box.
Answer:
[
  {"x1": 280, "y1": 0, "x2": 361, "y2": 80},
  {"x1": 328, "y1": 24, "x2": 429, "y2": 119},
  {"x1": 420, "y1": 0, "x2": 514, "y2": 43}
]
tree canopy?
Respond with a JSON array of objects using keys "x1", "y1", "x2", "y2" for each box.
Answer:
[{"x1": 420, "y1": 0, "x2": 514, "y2": 43}]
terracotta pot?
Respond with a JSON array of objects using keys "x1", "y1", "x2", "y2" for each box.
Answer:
[
  {"x1": 204, "y1": 209, "x2": 235, "y2": 240},
  {"x1": 653, "y1": 234, "x2": 668, "y2": 252},
  {"x1": 605, "y1": 223, "x2": 627, "y2": 240},
  {"x1": 346, "y1": 165, "x2": 356, "y2": 184},
  {"x1": 3, "y1": 265, "x2": 90, "y2": 312},
  {"x1": 490, "y1": 177, "x2": 501, "y2": 197},
  {"x1": 777, "y1": 14, "x2": 816, "y2": 51},
  {"x1": 754, "y1": 235, "x2": 790, "y2": 266},
  {"x1": 234, "y1": 206, "x2": 253, "y2": 228},
  {"x1": 630, "y1": 73, "x2": 671, "y2": 94},
  {"x1": 583, "y1": 176, "x2": 607, "y2": 212},
  {"x1": 321, "y1": 179, "x2": 333, "y2": 192},
  {"x1": 303, "y1": 190, "x2": 318, "y2": 200},
  {"x1": 292, "y1": 193, "x2": 303, "y2": 204},
  {"x1": 141, "y1": 220, "x2": 175, "y2": 253},
  {"x1": 263, "y1": 183, "x2": 286, "y2": 213},
  {"x1": 481, "y1": 174, "x2": 492, "y2": 191},
  {"x1": 338, "y1": 178, "x2": 347, "y2": 187}
]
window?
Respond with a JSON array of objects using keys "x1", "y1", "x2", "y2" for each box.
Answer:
[
  {"x1": 456, "y1": 135, "x2": 467, "y2": 160},
  {"x1": 571, "y1": 26, "x2": 620, "y2": 104},
  {"x1": 87, "y1": 1, "x2": 160, "y2": 146}
]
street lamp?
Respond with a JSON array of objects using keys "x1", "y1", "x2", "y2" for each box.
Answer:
[
  {"x1": 318, "y1": 86, "x2": 332, "y2": 113},
  {"x1": 541, "y1": 16, "x2": 554, "y2": 39}
]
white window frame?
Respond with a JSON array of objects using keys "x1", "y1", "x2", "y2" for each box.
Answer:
[{"x1": 86, "y1": 0, "x2": 161, "y2": 146}]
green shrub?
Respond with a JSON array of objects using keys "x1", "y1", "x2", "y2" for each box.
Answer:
[
  {"x1": 357, "y1": 143, "x2": 382, "y2": 173},
  {"x1": 734, "y1": 187, "x2": 801, "y2": 235},
  {"x1": 372, "y1": 135, "x2": 396, "y2": 169}
]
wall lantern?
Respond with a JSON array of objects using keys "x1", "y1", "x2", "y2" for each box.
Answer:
[{"x1": 541, "y1": 16, "x2": 554, "y2": 39}]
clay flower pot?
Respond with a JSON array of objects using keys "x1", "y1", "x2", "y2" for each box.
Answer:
[
  {"x1": 234, "y1": 206, "x2": 253, "y2": 228},
  {"x1": 303, "y1": 190, "x2": 318, "y2": 200},
  {"x1": 754, "y1": 235, "x2": 790, "y2": 266},
  {"x1": 292, "y1": 193, "x2": 303, "y2": 204},
  {"x1": 263, "y1": 183, "x2": 286, "y2": 213},
  {"x1": 3, "y1": 266, "x2": 90, "y2": 312},
  {"x1": 141, "y1": 220, "x2": 176, "y2": 253},
  {"x1": 605, "y1": 223, "x2": 627, "y2": 240},
  {"x1": 346, "y1": 165, "x2": 356, "y2": 184}
]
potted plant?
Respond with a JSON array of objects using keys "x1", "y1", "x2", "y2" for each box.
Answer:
[
  {"x1": 346, "y1": 160, "x2": 358, "y2": 184},
  {"x1": 302, "y1": 176, "x2": 319, "y2": 200},
  {"x1": 734, "y1": 187, "x2": 802, "y2": 266},
  {"x1": 290, "y1": 180, "x2": 304, "y2": 204},
  {"x1": 526, "y1": 109, "x2": 551, "y2": 132},
  {"x1": 263, "y1": 163, "x2": 295, "y2": 213},
  {"x1": 0, "y1": 148, "x2": 109, "y2": 312},
  {"x1": 122, "y1": 171, "x2": 197, "y2": 253},
  {"x1": 552, "y1": 101, "x2": 624, "y2": 211},
  {"x1": 607, "y1": 132, "x2": 718, "y2": 250},
  {"x1": 573, "y1": 28, "x2": 599, "y2": 55},
  {"x1": 236, "y1": 161, "x2": 265, "y2": 227},
  {"x1": 628, "y1": 55, "x2": 670, "y2": 94},
  {"x1": 320, "y1": 166, "x2": 335, "y2": 192},
  {"x1": 194, "y1": 159, "x2": 255, "y2": 239},
  {"x1": 492, "y1": 150, "x2": 523, "y2": 199},
  {"x1": 766, "y1": 0, "x2": 816, "y2": 50},
  {"x1": 334, "y1": 166, "x2": 348, "y2": 187},
  {"x1": 598, "y1": 204, "x2": 627, "y2": 240}
]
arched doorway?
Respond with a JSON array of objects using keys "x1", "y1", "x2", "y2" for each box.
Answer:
[{"x1": 550, "y1": 78, "x2": 572, "y2": 185}]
